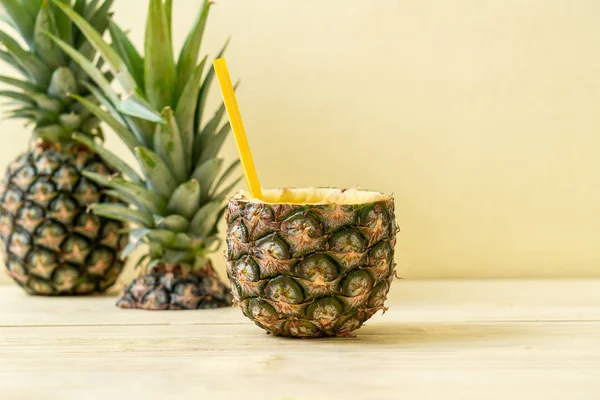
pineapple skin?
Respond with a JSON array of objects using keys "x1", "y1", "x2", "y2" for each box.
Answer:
[
  {"x1": 117, "y1": 262, "x2": 233, "y2": 310},
  {"x1": 225, "y1": 194, "x2": 397, "y2": 338},
  {"x1": 0, "y1": 142, "x2": 128, "y2": 295}
]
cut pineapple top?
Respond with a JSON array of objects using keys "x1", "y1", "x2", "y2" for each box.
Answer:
[{"x1": 234, "y1": 188, "x2": 391, "y2": 205}]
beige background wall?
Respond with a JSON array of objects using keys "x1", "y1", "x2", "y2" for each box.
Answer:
[{"x1": 1, "y1": 0, "x2": 599, "y2": 285}]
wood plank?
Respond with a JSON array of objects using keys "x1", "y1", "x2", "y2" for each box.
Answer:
[
  {"x1": 1, "y1": 322, "x2": 599, "y2": 399},
  {"x1": 1, "y1": 280, "x2": 600, "y2": 327},
  {"x1": 0, "y1": 280, "x2": 599, "y2": 399}
]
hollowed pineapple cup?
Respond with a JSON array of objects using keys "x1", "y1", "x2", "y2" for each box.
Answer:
[{"x1": 225, "y1": 188, "x2": 397, "y2": 338}]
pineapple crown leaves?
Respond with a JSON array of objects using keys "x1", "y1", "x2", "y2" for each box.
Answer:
[
  {"x1": 52, "y1": 0, "x2": 242, "y2": 266},
  {"x1": 0, "y1": 0, "x2": 115, "y2": 142}
]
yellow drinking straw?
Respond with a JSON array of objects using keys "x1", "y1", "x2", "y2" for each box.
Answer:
[{"x1": 213, "y1": 58, "x2": 263, "y2": 200}]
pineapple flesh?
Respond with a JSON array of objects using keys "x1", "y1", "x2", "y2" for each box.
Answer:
[
  {"x1": 226, "y1": 188, "x2": 397, "y2": 338},
  {"x1": 0, "y1": 0, "x2": 127, "y2": 294},
  {"x1": 52, "y1": 0, "x2": 238, "y2": 309}
]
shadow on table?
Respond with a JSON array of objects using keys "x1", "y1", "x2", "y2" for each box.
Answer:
[{"x1": 351, "y1": 321, "x2": 524, "y2": 346}]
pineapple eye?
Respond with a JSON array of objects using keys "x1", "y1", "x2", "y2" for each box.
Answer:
[
  {"x1": 34, "y1": 154, "x2": 60, "y2": 175},
  {"x1": 329, "y1": 228, "x2": 366, "y2": 253},
  {"x1": 6, "y1": 259, "x2": 26, "y2": 280},
  {"x1": 13, "y1": 165, "x2": 36, "y2": 190},
  {"x1": 87, "y1": 249, "x2": 114, "y2": 276},
  {"x1": 245, "y1": 204, "x2": 273, "y2": 221},
  {"x1": 28, "y1": 278, "x2": 53, "y2": 295},
  {"x1": 27, "y1": 179, "x2": 57, "y2": 206},
  {"x1": 145, "y1": 289, "x2": 170, "y2": 309},
  {"x1": 53, "y1": 266, "x2": 80, "y2": 290},
  {"x1": 9, "y1": 229, "x2": 31, "y2": 258},
  {"x1": 295, "y1": 254, "x2": 339, "y2": 282},
  {"x1": 264, "y1": 276, "x2": 304, "y2": 304},
  {"x1": 368, "y1": 281, "x2": 390, "y2": 308},
  {"x1": 359, "y1": 203, "x2": 390, "y2": 228},
  {"x1": 284, "y1": 320, "x2": 319, "y2": 338},
  {"x1": 232, "y1": 256, "x2": 260, "y2": 282},
  {"x1": 281, "y1": 211, "x2": 323, "y2": 238},
  {"x1": 256, "y1": 233, "x2": 290, "y2": 260},
  {"x1": 228, "y1": 218, "x2": 248, "y2": 242},
  {"x1": 368, "y1": 241, "x2": 393, "y2": 269},
  {"x1": 306, "y1": 297, "x2": 345, "y2": 322},
  {"x1": 3, "y1": 187, "x2": 23, "y2": 205},
  {"x1": 17, "y1": 204, "x2": 44, "y2": 231},
  {"x1": 248, "y1": 298, "x2": 279, "y2": 323},
  {"x1": 73, "y1": 178, "x2": 100, "y2": 204},
  {"x1": 52, "y1": 166, "x2": 79, "y2": 191},
  {"x1": 26, "y1": 249, "x2": 56, "y2": 279},
  {"x1": 0, "y1": 214, "x2": 13, "y2": 241},
  {"x1": 334, "y1": 313, "x2": 364, "y2": 335},
  {"x1": 340, "y1": 270, "x2": 373, "y2": 297}
]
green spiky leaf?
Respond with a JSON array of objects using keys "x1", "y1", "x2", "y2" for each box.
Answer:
[
  {"x1": 212, "y1": 174, "x2": 243, "y2": 201},
  {"x1": 0, "y1": 14, "x2": 17, "y2": 30},
  {"x1": 121, "y1": 228, "x2": 151, "y2": 258},
  {"x1": 0, "y1": 90, "x2": 35, "y2": 105},
  {"x1": 48, "y1": 67, "x2": 78, "y2": 101},
  {"x1": 83, "y1": 171, "x2": 167, "y2": 215},
  {"x1": 195, "y1": 38, "x2": 229, "y2": 131},
  {"x1": 29, "y1": 92, "x2": 63, "y2": 113},
  {"x1": 164, "y1": 0, "x2": 172, "y2": 44},
  {"x1": 167, "y1": 179, "x2": 200, "y2": 219},
  {"x1": 59, "y1": 112, "x2": 81, "y2": 130},
  {"x1": 189, "y1": 200, "x2": 222, "y2": 237},
  {"x1": 73, "y1": 133, "x2": 143, "y2": 183},
  {"x1": 147, "y1": 229, "x2": 176, "y2": 246},
  {"x1": 144, "y1": 0, "x2": 176, "y2": 109},
  {"x1": 20, "y1": 0, "x2": 43, "y2": 20},
  {"x1": 82, "y1": 0, "x2": 102, "y2": 20},
  {"x1": 51, "y1": 0, "x2": 138, "y2": 92},
  {"x1": 200, "y1": 81, "x2": 237, "y2": 137},
  {"x1": 0, "y1": 0, "x2": 34, "y2": 44},
  {"x1": 155, "y1": 214, "x2": 190, "y2": 232},
  {"x1": 118, "y1": 91, "x2": 165, "y2": 124},
  {"x1": 0, "y1": 74, "x2": 42, "y2": 92},
  {"x1": 210, "y1": 159, "x2": 240, "y2": 196},
  {"x1": 50, "y1": 0, "x2": 72, "y2": 44},
  {"x1": 48, "y1": 32, "x2": 119, "y2": 104},
  {"x1": 134, "y1": 146, "x2": 178, "y2": 199},
  {"x1": 196, "y1": 121, "x2": 231, "y2": 165},
  {"x1": 70, "y1": 93, "x2": 139, "y2": 151},
  {"x1": 33, "y1": 1, "x2": 65, "y2": 67},
  {"x1": 192, "y1": 157, "x2": 223, "y2": 202},
  {"x1": 89, "y1": 203, "x2": 154, "y2": 227},
  {"x1": 0, "y1": 29, "x2": 50, "y2": 85},
  {"x1": 73, "y1": 0, "x2": 85, "y2": 15},
  {"x1": 176, "y1": 57, "x2": 205, "y2": 165},
  {"x1": 121, "y1": 114, "x2": 153, "y2": 148},
  {"x1": 34, "y1": 124, "x2": 69, "y2": 141},
  {"x1": 176, "y1": 0, "x2": 210, "y2": 99},
  {"x1": 79, "y1": 79, "x2": 123, "y2": 121},
  {"x1": 108, "y1": 20, "x2": 144, "y2": 89},
  {"x1": 0, "y1": 50, "x2": 28, "y2": 77},
  {"x1": 154, "y1": 107, "x2": 186, "y2": 183},
  {"x1": 87, "y1": 0, "x2": 113, "y2": 34}
]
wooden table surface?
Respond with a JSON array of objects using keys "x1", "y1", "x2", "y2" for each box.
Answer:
[{"x1": 1, "y1": 280, "x2": 599, "y2": 400}]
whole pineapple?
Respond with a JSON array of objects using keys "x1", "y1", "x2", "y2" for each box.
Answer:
[
  {"x1": 51, "y1": 0, "x2": 237, "y2": 309},
  {"x1": 226, "y1": 188, "x2": 397, "y2": 338},
  {"x1": 0, "y1": 0, "x2": 127, "y2": 295}
]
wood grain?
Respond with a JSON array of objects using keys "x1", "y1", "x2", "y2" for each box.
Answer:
[{"x1": 0, "y1": 280, "x2": 599, "y2": 400}]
